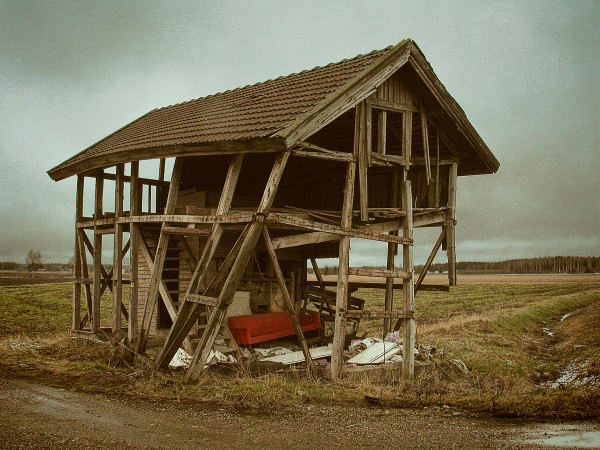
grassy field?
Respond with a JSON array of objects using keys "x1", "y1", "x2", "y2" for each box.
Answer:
[{"x1": 0, "y1": 279, "x2": 599, "y2": 418}]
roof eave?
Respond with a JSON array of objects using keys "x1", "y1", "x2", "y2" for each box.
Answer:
[{"x1": 47, "y1": 137, "x2": 287, "y2": 181}]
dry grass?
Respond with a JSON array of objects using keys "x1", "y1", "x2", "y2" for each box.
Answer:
[{"x1": 0, "y1": 281, "x2": 599, "y2": 418}]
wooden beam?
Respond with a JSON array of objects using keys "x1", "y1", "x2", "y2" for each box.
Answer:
[
  {"x1": 377, "y1": 110, "x2": 387, "y2": 155},
  {"x1": 346, "y1": 310, "x2": 413, "y2": 319},
  {"x1": 401, "y1": 180, "x2": 415, "y2": 378},
  {"x1": 112, "y1": 164, "x2": 124, "y2": 333},
  {"x1": 92, "y1": 175, "x2": 104, "y2": 333},
  {"x1": 348, "y1": 267, "x2": 410, "y2": 279},
  {"x1": 77, "y1": 229, "x2": 92, "y2": 328},
  {"x1": 137, "y1": 157, "x2": 183, "y2": 354},
  {"x1": 447, "y1": 163, "x2": 458, "y2": 286},
  {"x1": 420, "y1": 105, "x2": 431, "y2": 184},
  {"x1": 292, "y1": 142, "x2": 355, "y2": 163},
  {"x1": 128, "y1": 161, "x2": 140, "y2": 343},
  {"x1": 366, "y1": 97, "x2": 419, "y2": 113},
  {"x1": 72, "y1": 175, "x2": 84, "y2": 330},
  {"x1": 384, "y1": 170, "x2": 400, "y2": 336},
  {"x1": 357, "y1": 102, "x2": 369, "y2": 222},
  {"x1": 331, "y1": 160, "x2": 356, "y2": 380},
  {"x1": 262, "y1": 227, "x2": 316, "y2": 378},
  {"x1": 402, "y1": 111, "x2": 412, "y2": 162},
  {"x1": 267, "y1": 214, "x2": 411, "y2": 245},
  {"x1": 415, "y1": 228, "x2": 445, "y2": 292}
]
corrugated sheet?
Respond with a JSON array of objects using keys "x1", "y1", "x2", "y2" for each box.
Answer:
[{"x1": 51, "y1": 47, "x2": 391, "y2": 176}]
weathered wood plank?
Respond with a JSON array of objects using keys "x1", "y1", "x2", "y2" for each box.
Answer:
[
  {"x1": 73, "y1": 174, "x2": 84, "y2": 330},
  {"x1": 267, "y1": 214, "x2": 411, "y2": 245},
  {"x1": 447, "y1": 162, "x2": 458, "y2": 286},
  {"x1": 345, "y1": 310, "x2": 413, "y2": 319},
  {"x1": 129, "y1": 161, "x2": 140, "y2": 343},
  {"x1": 92, "y1": 175, "x2": 104, "y2": 333},
  {"x1": 112, "y1": 164, "x2": 124, "y2": 333},
  {"x1": 401, "y1": 180, "x2": 415, "y2": 378},
  {"x1": 331, "y1": 160, "x2": 356, "y2": 380},
  {"x1": 415, "y1": 228, "x2": 445, "y2": 292},
  {"x1": 420, "y1": 105, "x2": 431, "y2": 184},
  {"x1": 348, "y1": 267, "x2": 410, "y2": 279}
]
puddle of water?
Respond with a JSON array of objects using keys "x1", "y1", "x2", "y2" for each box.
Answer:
[{"x1": 522, "y1": 424, "x2": 600, "y2": 448}]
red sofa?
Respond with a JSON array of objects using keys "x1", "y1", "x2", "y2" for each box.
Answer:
[{"x1": 228, "y1": 311, "x2": 321, "y2": 345}]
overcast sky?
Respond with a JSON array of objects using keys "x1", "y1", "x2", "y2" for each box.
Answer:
[{"x1": 1, "y1": 0, "x2": 598, "y2": 266}]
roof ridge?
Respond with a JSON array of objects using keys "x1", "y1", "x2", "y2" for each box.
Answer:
[{"x1": 155, "y1": 45, "x2": 394, "y2": 112}]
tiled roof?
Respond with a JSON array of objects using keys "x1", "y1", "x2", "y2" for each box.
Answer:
[{"x1": 49, "y1": 46, "x2": 392, "y2": 179}]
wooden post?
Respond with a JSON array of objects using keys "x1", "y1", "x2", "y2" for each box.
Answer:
[
  {"x1": 137, "y1": 158, "x2": 183, "y2": 354},
  {"x1": 72, "y1": 175, "x2": 84, "y2": 330},
  {"x1": 112, "y1": 164, "x2": 124, "y2": 334},
  {"x1": 377, "y1": 110, "x2": 387, "y2": 155},
  {"x1": 184, "y1": 152, "x2": 289, "y2": 383},
  {"x1": 129, "y1": 161, "x2": 140, "y2": 343},
  {"x1": 447, "y1": 163, "x2": 458, "y2": 286},
  {"x1": 330, "y1": 161, "x2": 356, "y2": 380},
  {"x1": 357, "y1": 102, "x2": 369, "y2": 222},
  {"x1": 420, "y1": 105, "x2": 431, "y2": 184},
  {"x1": 383, "y1": 170, "x2": 400, "y2": 336},
  {"x1": 402, "y1": 180, "x2": 415, "y2": 378},
  {"x1": 91, "y1": 174, "x2": 104, "y2": 333}
]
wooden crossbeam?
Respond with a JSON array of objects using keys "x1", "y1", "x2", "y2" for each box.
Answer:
[
  {"x1": 162, "y1": 227, "x2": 211, "y2": 236},
  {"x1": 415, "y1": 228, "x2": 445, "y2": 292},
  {"x1": 268, "y1": 214, "x2": 411, "y2": 245},
  {"x1": 348, "y1": 267, "x2": 410, "y2": 279},
  {"x1": 186, "y1": 294, "x2": 220, "y2": 307},
  {"x1": 331, "y1": 158, "x2": 356, "y2": 380},
  {"x1": 345, "y1": 310, "x2": 413, "y2": 319}
]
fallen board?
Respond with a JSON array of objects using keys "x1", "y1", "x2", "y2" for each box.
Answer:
[
  {"x1": 261, "y1": 345, "x2": 332, "y2": 364},
  {"x1": 347, "y1": 341, "x2": 401, "y2": 364}
]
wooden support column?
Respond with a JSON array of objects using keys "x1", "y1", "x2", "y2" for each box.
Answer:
[
  {"x1": 128, "y1": 161, "x2": 140, "y2": 343},
  {"x1": 92, "y1": 174, "x2": 104, "y2": 333},
  {"x1": 402, "y1": 180, "x2": 415, "y2": 378},
  {"x1": 383, "y1": 170, "x2": 400, "y2": 336},
  {"x1": 263, "y1": 228, "x2": 316, "y2": 378},
  {"x1": 184, "y1": 152, "x2": 289, "y2": 383},
  {"x1": 330, "y1": 161, "x2": 356, "y2": 380},
  {"x1": 112, "y1": 164, "x2": 124, "y2": 333},
  {"x1": 420, "y1": 105, "x2": 431, "y2": 184},
  {"x1": 447, "y1": 163, "x2": 458, "y2": 287},
  {"x1": 357, "y1": 102, "x2": 369, "y2": 222},
  {"x1": 72, "y1": 175, "x2": 84, "y2": 330},
  {"x1": 154, "y1": 154, "x2": 244, "y2": 370},
  {"x1": 137, "y1": 158, "x2": 183, "y2": 354}
]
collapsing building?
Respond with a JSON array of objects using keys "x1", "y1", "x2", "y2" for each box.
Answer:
[{"x1": 48, "y1": 40, "x2": 499, "y2": 381}]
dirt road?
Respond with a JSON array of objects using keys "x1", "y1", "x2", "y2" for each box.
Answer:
[{"x1": 0, "y1": 378, "x2": 561, "y2": 449}]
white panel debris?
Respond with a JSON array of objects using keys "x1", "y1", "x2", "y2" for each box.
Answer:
[
  {"x1": 347, "y1": 341, "x2": 402, "y2": 365},
  {"x1": 262, "y1": 345, "x2": 332, "y2": 364}
]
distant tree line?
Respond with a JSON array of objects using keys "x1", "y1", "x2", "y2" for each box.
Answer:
[{"x1": 306, "y1": 256, "x2": 600, "y2": 275}]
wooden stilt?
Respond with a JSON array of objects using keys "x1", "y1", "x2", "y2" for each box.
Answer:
[
  {"x1": 129, "y1": 162, "x2": 141, "y2": 342},
  {"x1": 402, "y1": 180, "x2": 415, "y2": 378},
  {"x1": 112, "y1": 164, "x2": 124, "y2": 333},
  {"x1": 77, "y1": 229, "x2": 92, "y2": 328},
  {"x1": 383, "y1": 170, "x2": 400, "y2": 336},
  {"x1": 262, "y1": 227, "x2": 316, "y2": 378},
  {"x1": 137, "y1": 158, "x2": 183, "y2": 354},
  {"x1": 73, "y1": 175, "x2": 84, "y2": 330},
  {"x1": 447, "y1": 163, "x2": 458, "y2": 286},
  {"x1": 330, "y1": 161, "x2": 356, "y2": 380},
  {"x1": 92, "y1": 175, "x2": 104, "y2": 333}
]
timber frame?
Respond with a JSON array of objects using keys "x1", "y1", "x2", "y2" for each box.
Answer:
[{"x1": 50, "y1": 40, "x2": 498, "y2": 381}]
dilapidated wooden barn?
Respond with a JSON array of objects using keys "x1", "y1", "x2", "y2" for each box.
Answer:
[{"x1": 48, "y1": 40, "x2": 499, "y2": 381}]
